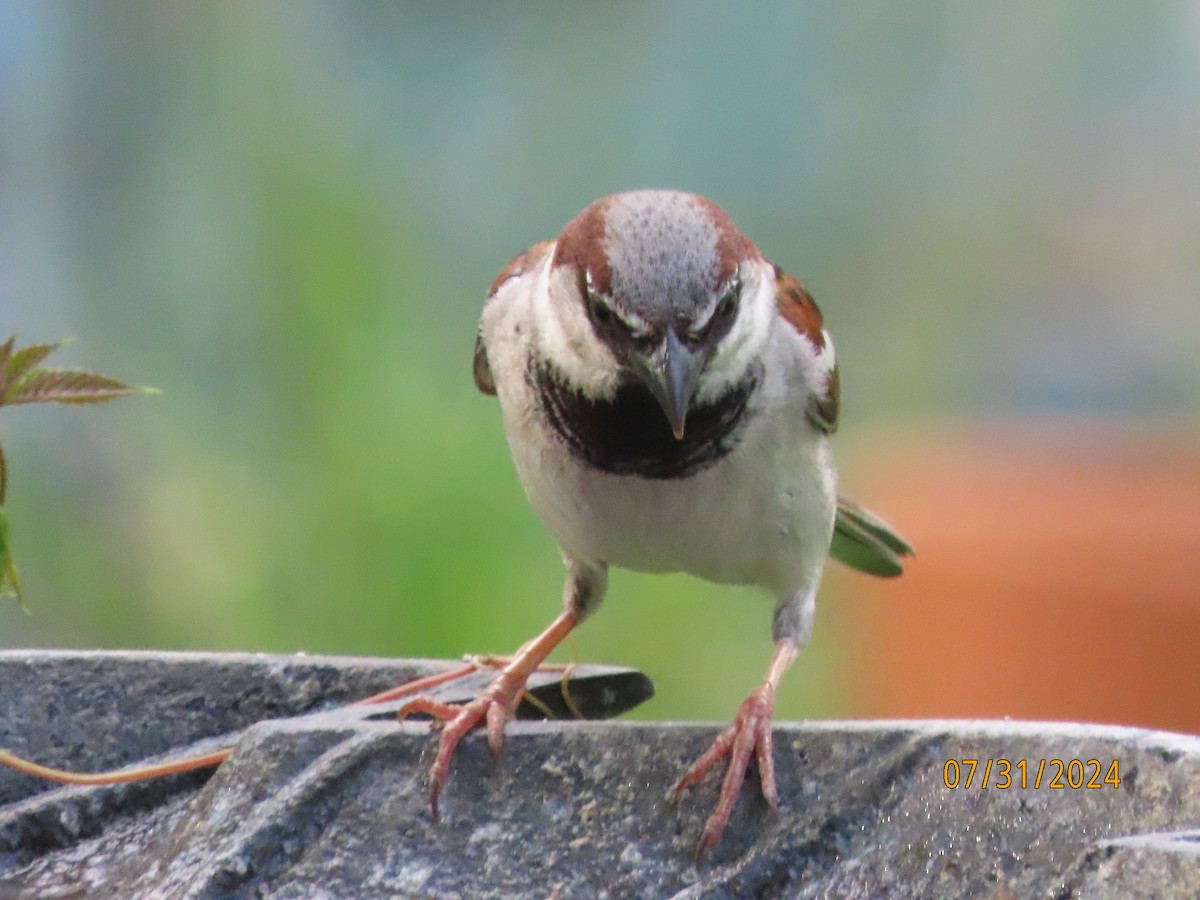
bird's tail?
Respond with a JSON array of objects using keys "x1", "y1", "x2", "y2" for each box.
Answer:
[{"x1": 829, "y1": 495, "x2": 914, "y2": 577}]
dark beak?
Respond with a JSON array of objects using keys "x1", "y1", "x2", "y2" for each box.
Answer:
[{"x1": 637, "y1": 328, "x2": 702, "y2": 440}]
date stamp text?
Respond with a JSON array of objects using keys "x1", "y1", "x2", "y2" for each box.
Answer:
[{"x1": 942, "y1": 758, "x2": 1121, "y2": 790}]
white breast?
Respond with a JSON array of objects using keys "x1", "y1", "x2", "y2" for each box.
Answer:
[
  {"x1": 480, "y1": 257, "x2": 837, "y2": 599},
  {"x1": 516, "y1": 402, "x2": 834, "y2": 598}
]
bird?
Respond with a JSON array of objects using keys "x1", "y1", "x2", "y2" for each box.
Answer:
[{"x1": 400, "y1": 189, "x2": 913, "y2": 858}]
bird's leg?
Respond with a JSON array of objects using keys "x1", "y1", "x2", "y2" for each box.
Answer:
[
  {"x1": 673, "y1": 585, "x2": 814, "y2": 860},
  {"x1": 399, "y1": 560, "x2": 607, "y2": 821},
  {"x1": 400, "y1": 610, "x2": 577, "y2": 820},
  {"x1": 672, "y1": 638, "x2": 798, "y2": 858}
]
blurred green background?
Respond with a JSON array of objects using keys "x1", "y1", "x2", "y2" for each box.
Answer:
[{"x1": 2, "y1": 4, "x2": 1199, "y2": 723}]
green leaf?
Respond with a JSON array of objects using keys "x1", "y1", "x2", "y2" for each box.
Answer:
[
  {"x1": 0, "y1": 339, "x2": 67, "y2": 402},
  {"x1": 4, "y1": 368, "x2": 158, "y2": 406},
  {"x1": 0, "y1": 507, "x2": 23, "y2": 608}
]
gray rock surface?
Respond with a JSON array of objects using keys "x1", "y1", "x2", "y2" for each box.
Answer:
[{"x1": 1, "y1": 651, "x2": 1198, "y2": 897}]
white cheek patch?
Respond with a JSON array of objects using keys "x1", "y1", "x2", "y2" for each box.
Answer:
[
  {"x1": 532, "y1": 264, "x2": 621, "y2": 397},
  {"x1": 696, "y1": 264, "x2": 775, "y2": 402}
]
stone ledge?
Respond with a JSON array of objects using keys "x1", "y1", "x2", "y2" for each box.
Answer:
[{"x1": 1, "y1": 651, "x2": 1198, "y2": 897}]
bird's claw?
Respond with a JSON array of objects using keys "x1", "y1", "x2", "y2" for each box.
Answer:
[
  {"x1": 396, "y1": 611, "x2": 580, "y2": 824},
  {"x1": 398, "y1": 676, "x2": 524, "y2": 822},
  {"x1": 671, "y1": 683, "x2": 778, "y2": 861}
]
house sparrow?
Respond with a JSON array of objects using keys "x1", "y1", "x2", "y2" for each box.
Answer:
[{"x1": 401, "y1": 190, "x2": 913, "y2": 858}]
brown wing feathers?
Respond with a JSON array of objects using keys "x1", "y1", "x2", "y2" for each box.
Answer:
[{"x1": 773, "y1": 265, "x2": 839, "y2": 434}]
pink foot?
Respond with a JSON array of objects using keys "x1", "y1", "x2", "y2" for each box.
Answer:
[
  {"x1": 397, "y1": 610, "x2": 579, "y2": 822},
  {"x1": 398, "y1": 672, "x2": 525, "y2": 822},
  {"x1": 672, "y1": 682, "x2": 778, "y2": 860}
]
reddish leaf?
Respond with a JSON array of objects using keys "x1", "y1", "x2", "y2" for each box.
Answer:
[
  {"x1": 0, "y1": 334, "x2": 154, "y2": 608},
  {"x1": 5, "y1": 368, "x2": 152, "y2": 406}
]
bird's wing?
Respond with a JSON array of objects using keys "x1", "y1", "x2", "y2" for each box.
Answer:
[
  {"x1": 772, "y1": 264, "x2": 839, "y2": 435},
  {"x1": 473, "y1": 240, "x2": 556, "y2": 396},
  {"x1": 773, "y1": 264, "x2": 909, "y2": 575},
  {"x1": 830, "y1": 495, "x2": 914, "y2": 577}
]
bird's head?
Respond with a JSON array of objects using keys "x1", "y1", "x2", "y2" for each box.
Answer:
[{"x1": 541, "y1": 190, "x2": 776, "y2": 439}]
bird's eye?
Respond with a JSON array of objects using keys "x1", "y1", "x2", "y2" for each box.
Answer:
[
  {"x1": 715, "y1": 292, "x2": 737, "y2": 320},
  {"x1": 707, "y1": 285, "x2": 740, "y2": 330},
  {"x1": 588, "y1": 293, "x2": 615, "y2": 327}
]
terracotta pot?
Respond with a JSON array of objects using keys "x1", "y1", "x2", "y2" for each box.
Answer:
[{"x1": 841, "y1": 423, "x2": 1200, "y2": 733}]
